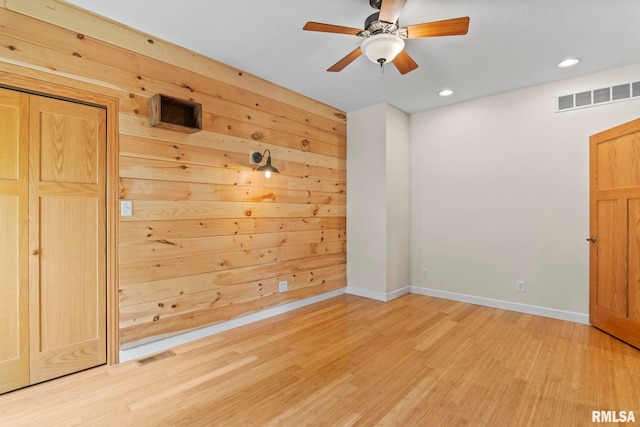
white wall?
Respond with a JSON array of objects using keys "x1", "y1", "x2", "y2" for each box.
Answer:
[
  {"x1": 347, "y1": 103, "x2": 388, "y2": 295},
  {"x1": 386, "y1": 104, "x2": 410, "y2": 293},
  {"x1": 347, "y1": 103, "x2": 411, "y2": 299},
  {"x1": 410, "y1": 63, "x2": 640, "y2": 315}
]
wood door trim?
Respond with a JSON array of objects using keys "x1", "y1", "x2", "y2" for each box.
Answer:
[{"x1": 0, "y1": 73, "x2": 120, "y2": 364}]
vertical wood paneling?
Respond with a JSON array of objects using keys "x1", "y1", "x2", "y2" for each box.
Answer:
[{"x1": 0, "y1": 2, "x2": 347, "y2": 347}]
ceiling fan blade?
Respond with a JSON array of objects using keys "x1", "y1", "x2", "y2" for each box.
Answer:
[
  {"x1": 327, "y1": 47, "x2": 363, "y2": 72},
  {"x1": 303, "y1": 22, "x2": 363, "y2": 36},
  {"x1": 405, "y1": 17, "x2": 470, "y2": 38},
  {"x1": 379, "y1": 0, "x2": 407, "y2": 24},
  {"x1": 392, "y1": 50, "x2": 419, "y2": 75}
]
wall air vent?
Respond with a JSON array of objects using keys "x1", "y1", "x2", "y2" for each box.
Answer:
[
  {"x1": 612, "y1": 83, "x2": 631, "y2": 100},
  {"x1": 558, "y1": 94, "x2": 574, "y2": 110},
  {"x1": 575, "y1": 91, "x2": 592, "y2": 107},
  {"x1": 593, "y1": 87, "x2": 611, "y2": 104},
  {"x1": 556, "y1": 80, "x2": 640, "y2": 112}
]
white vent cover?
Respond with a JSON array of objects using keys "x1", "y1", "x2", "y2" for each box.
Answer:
[{"x1": 556, "y1": 81, "x2": 640, "y2": 112}]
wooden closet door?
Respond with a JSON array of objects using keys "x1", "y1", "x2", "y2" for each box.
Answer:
[
  {"x1": 0, "y1": 88, "x2": 30, "y2": 394},
  {"x1": 29, "y1": 96, "x2": 107, "y2": 383},
  {"x1": 590, "y1": 118, "x2": 640, "y2": 349}
]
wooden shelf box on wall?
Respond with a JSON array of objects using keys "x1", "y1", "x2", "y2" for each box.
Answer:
[{"x1": 149, "y1": 94, "x2": 202, "y2": 133}]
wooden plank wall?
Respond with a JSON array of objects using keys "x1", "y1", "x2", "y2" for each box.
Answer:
[{"x1": 0, "y1": 1, "x2": 347, "y2": 348}]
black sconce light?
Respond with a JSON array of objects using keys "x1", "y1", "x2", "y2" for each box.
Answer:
[{"x1": 252, "y1": 150, "x2": 279, "y2": 178}]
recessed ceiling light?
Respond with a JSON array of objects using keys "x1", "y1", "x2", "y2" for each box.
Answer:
[
  {"x1": 439, "y1": 89, "x2": 454, "y2": 97},
  {"x1": 558, "y1": 58, "x2": 581, "y2": 68}
]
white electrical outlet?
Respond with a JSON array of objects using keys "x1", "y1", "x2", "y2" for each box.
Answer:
[
  {"x1": 517, "y1": 280, "x2": 526, "y2": 292},
  {"x1": 120, "y1": 200, "x2": 132, "y2": 217},
  {"x1": 421, "y1": 268, "x2": 428, "y2": 277},
  {"x1": 279, "y1": 281, "x2": 288, "y2": 292}
]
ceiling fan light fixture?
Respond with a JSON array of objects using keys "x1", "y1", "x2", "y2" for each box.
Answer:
[{"x1": 361, "y1": 33, "x2": 405, "y2": 65}]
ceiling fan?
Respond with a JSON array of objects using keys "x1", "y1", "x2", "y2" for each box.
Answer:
[{"x1": 303, "y1": 0, "x2": 470, "y2": 75}]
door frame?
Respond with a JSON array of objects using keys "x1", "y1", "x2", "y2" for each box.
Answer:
[{"x1": 0, "y1": 71, "x2": 120, "y2": 364}]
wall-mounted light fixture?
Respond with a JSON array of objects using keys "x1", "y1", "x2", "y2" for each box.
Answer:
[{"x1": 251, "y1": 150, "x2": 280, "y2": 178}]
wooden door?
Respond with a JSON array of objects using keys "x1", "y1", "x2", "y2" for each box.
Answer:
[
  {"x1": 590, "y1": 117, "x2": 640, "y2": 349},
  {"x1": 28, "y1": 95, "x2": 107, "y2": 383},
  {"x1": 0, "y1": 88, "x2": 30, "y2": 393}
]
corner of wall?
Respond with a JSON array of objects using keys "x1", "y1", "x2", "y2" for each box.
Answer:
[{"x1": 347, "y1": 103, "x2": 411, "y2": 298}]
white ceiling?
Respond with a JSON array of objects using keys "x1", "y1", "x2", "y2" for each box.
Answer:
[{"x1": 65, "y1": 0, "x2": 640, "y2": 114}]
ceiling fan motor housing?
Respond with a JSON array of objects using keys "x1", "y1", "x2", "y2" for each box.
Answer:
[
  {"x1": 369, "y1": 0, "x2": 383, "y2": 10},
  {"x1": 364, "y1": 12, "x2": 399, "y2": 35}
]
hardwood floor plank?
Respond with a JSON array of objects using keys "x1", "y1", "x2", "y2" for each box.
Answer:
[{"x1": 1, "y1": 294, "x2": 640, "y2": 426}]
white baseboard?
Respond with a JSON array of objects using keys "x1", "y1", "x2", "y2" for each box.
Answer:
[
  {"x1": 410, "y1": 286, "x2": 590, "y2": 325},
  {"x1": 346, "y1": 285, "x2": 410, "y2": 302},
  {"x1": 119, "y1": 287, "x2": 347, "y2": 363},
  {"x1": 120, "y1": 285, "x2": 590, "y2": 362}
]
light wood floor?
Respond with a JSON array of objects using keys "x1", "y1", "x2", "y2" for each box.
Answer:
[{"x1": 2, "y1": 294, "x2": 640, "y2": 426}]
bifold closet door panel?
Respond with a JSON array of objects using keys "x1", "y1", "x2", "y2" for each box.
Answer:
[
  {"x1": 28, "y1": 95, "x2": 107, "y2": 384},
  {"x1": 0, "y1": 88, "x2": 30, "y2": 394}
]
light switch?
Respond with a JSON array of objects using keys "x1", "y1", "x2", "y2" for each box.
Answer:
[{"x1": 120, "y1": 200, "x2": 133, "y2": 217}]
